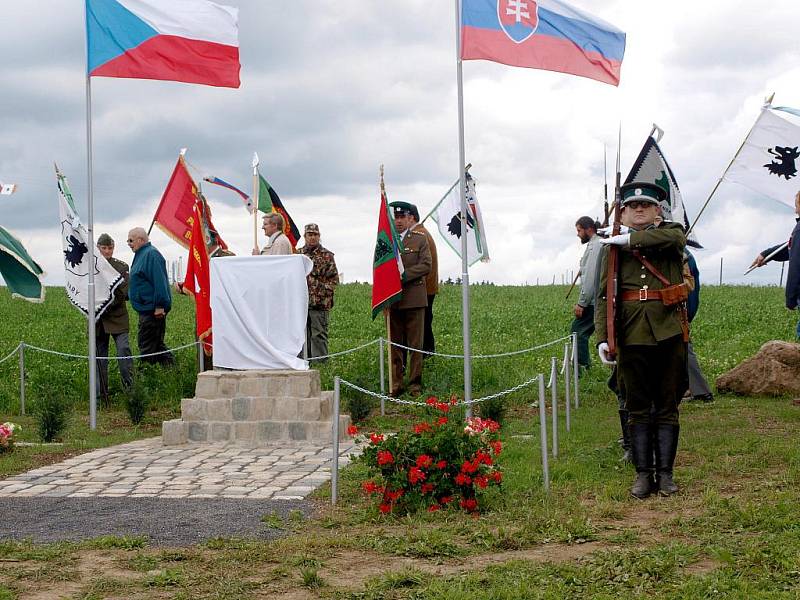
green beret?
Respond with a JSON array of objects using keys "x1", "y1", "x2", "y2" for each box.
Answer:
[
  {"x1": 389, "y1": 201, "x2": 417, "y2": 217},
  {"x1": 97, "y1": 233, "x2": 114, "y2": 246},
  {"x1": 620, "y1": 182, "x2": 666, "y2": 206}
]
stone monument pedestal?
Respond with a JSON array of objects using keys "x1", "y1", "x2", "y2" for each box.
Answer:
[{"x1": 162, "y1": 370, "x2": 350, "y2": 446}]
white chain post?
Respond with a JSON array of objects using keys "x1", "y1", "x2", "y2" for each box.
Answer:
[
  {"x1": 572, "y1": 332, "x2": 580, "y2": 408},
  {"x1": 19, "y1": 343, "x2": 25, "y2": 416},
  {"x1": 538, "y1": 373, "x2": 550, "y2": 492},
  {"x1": 550, "y1": 357, "x2": 558, "y2": 459},
  {"x1": 331, "y1": 376, "x2": 341, "y2": 506},
  {"x1": 378, "y1": 338, "x2": 385, "y2": 416},
  {"x1": 564, "y1": 343, "x2": 571, "y2": 421}
]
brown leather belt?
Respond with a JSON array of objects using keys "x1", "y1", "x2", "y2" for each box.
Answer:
[{"x1": 621, "y1": 289, "x2": 663, "y2": 302}]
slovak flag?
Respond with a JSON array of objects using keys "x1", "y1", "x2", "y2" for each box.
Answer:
[
  {"x1": 461, "y1": 0, "x2": 626, "y2": 86},
  {"x1": 86, "y1": 0, "x2": 240, "y2": 88}
]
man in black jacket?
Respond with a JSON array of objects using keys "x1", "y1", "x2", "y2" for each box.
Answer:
[{"x1": 750, "y1": 190, "x2": 800, "y2": 337}]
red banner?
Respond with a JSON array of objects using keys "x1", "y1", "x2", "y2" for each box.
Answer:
[
  {"x1": 371, "y1": 188, "x2": 403, "y2": 319},
  {"x1": 183, "y1": 203, "x2": 212, "y2": 355},
  {"x1": 153, "y1": 156, "x2": 227, "y2": 252}
]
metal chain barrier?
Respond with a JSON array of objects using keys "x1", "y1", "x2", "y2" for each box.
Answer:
[
  {"x1": 307, "y1": 338, "x2": 381, "y2": 361},
  {"x1": 385, "y1": 334, "x2": 573, "y2": 359},
  {"x1": 0, "y1": 344, "x2": 22, "y2": 366},
  {"x1": 22, "y1": 341, "x2": 200, "y2": 360}
]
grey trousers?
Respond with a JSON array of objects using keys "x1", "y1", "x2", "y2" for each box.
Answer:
[
  {"x1": 96, "y1": 325, "x2": 133, "y2": 397},
  {"x1": 306, "y1": 309, "x2": 330, "y2": 361},
  {"x1": 687, "y1": 342, "x2": 712, "y2": 397}
]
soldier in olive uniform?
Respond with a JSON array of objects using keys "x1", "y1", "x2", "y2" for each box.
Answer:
[
  {"x1": 595, "y1": 183, "x2": 688, "y2": 499},
  {"x1": 300, "y1": 223, "x2": 338, "y2": 361},
  {"x1": 388, "y1": 201, "x2": 432, "y2": 397},
  {"x1": 96, "y1": 233, "x2": 133, "y2": 402}
]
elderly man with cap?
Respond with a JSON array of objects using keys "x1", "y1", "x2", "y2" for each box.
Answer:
[
  {"x1": 95, "y1": 233, "x2": 133, "y2": 401},
  {"x1": 388, "y1": 201, "x2": 432, "y2": 397},
  {"x1": 300, "y1": 223, "x2": 338, "y2": 361},
  {"x1": 595, "y1": 182, "x2": 689, "y2": 499}
]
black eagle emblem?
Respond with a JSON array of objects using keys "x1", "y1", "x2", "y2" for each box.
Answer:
[
  {"x1": 64, "y1": 235, "x2": 88, "y2": 268},
  {"x1": 764, "y1": 145, "x2": 799, "y2": 180},
  {"x1": 447, "y1": 211, "x2": 475, "y2": 239}
]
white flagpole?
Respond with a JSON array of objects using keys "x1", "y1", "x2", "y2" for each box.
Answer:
[
  {"x1": 454, "y1": 0, "x2": 472, "y2": 416},
  {"x1": 85, "y1": 26, "x2": 98, "y2": 429}
]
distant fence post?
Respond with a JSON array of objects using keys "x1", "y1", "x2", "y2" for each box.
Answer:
[
  {"x1": 19, "y1": 343, "x2": 25, "y2": 416},
  {"x1": 719, "y1": 257, "x2": 723, "y2": 286}
]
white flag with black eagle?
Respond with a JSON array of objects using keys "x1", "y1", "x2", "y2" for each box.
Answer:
[
  {"x1": 57, "y1": 167, "x2": 122, "y2": 320},
  {"x1": 431, "y1": 171, "x2": 490, "y2": 265},
  {"x1": 625, "y1": 136, "x2": 702, "y2": 247},
  {"x1": 723, "y1": 105, "x2": 800, "y2": 209}
]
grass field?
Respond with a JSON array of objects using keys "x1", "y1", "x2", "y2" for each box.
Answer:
[{"x1": 1, "y1": 283, "x2": 799, "y2": 598}]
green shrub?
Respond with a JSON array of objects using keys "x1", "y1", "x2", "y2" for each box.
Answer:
[
  {"x1": 125, "y1": 378, "x2": 150, "y2": 425},
  {"x1": 345, "y1": 391, "x2": 373, "y2": 423},
  {"x1": 479, "y1": 395, "x2": 506, "y2": 425},
  {"x1": 32, "y1": 390, "x2": 70, "y2": 442}
]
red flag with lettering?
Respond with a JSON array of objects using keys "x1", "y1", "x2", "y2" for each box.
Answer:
[
  {"x1": 153, "y1": 156, "x2": 228, "y2": 252},
  {"x1": 183, "y1": 203, "x2": 212, "y2": 355}
]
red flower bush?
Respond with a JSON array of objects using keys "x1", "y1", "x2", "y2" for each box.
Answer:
[{"x1": 351, "y1": 396, "x2": 503, "y2": 515}]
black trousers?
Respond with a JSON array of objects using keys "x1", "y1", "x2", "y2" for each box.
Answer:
[
  {"x1": 137, "y1": 313, "x2": 175, "y2": 366},
  {"x1": 617, "y1": 335, "x2": 687, "y2": 426}
]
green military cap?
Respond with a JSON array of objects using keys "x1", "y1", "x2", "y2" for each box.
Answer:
[
  {"x1": 97, "y1": 233, "x2": 114, "y2": 246},
  {"x1": 389, "y1": 200, "x2": 417, "y2": 217},
  {"x1": 620, "y1": 182, "x2": 666, "y2": 207}
]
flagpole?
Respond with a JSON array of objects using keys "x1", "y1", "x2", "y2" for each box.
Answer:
[
  {"x1": 85, "y1": 61, "x2": 97, "y2": 428},
  {"x1": 454, "y1": 0, "x2": 472, "y2": 416},
  {"x1": 688, "y1": 98, "x2": 773, "y2": 237},
  {"x1": 252, "y1": 153, "x2": 259, "y2": 253},
  {"x1": 421, "y1": 163, "x2": 472, "y2": 224}
]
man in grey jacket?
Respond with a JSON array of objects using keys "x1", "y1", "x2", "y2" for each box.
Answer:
[{"x1": 571, "y1": 216, "x2": 602, "y2": 370}]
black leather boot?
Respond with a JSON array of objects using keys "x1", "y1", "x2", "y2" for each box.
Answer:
[
  {"x1": 655, "y1": 424, "x2": 680, "y2": 496},
  {"x1": 629, "y1": 422, "x2": 654, "y2": 499},
  {"x1": 619, "y1": 410, "x2": 632, "y2": 463}
]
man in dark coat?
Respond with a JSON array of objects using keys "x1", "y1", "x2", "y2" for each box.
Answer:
[
  {"x1": 596, "y1": 182, "x2": 688, "y2": 499},
  {"x1": 300, "y1": 223, "x2": 338, "y2": 361},
  {"x1": 127, "y1": 227, "x2": 174, "y2": 366},
  {"x1": 750, "y1": 190, "x2": 800, "y2": 337},
  {"x1": 388, "y1": 201, "x2": 432, "y2": 397},
  {"x1": 95, "y1": 233, "x2": 132, "y2": 401}
]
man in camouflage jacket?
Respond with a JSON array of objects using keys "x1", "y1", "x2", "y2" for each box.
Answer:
[{"x1": 300, "y1": 223, "x2": 338, "y2": 361}]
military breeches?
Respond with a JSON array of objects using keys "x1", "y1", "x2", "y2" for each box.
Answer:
[
  {"x1": 617, "y1": 335, "x2": 687, "y2": 426},
  {"x1": 389, "y1": 307, "x2": 425, "y2": 393}
]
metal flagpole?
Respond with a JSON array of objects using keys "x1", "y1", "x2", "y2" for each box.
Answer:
[
  {"x1": 84, "y1": 13, "x2": 98, "y2": 430},
  {"x1": 252, "y1": 153, "x2": 259, "y2": 253},
  {"x1": 454, "y1": 0, "x2": 472, "y2": 415}
]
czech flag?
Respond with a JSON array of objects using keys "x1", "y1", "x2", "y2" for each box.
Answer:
[
  {"x1": 86, "y1": 0, "x2": 240, "y2": 88},
  {"x1": 461, "y1": 0, "x2": 625, "y2": 86}
]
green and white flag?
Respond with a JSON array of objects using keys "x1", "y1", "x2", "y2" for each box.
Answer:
[
  {"x1": 57, "y1": 167, "x2": 122, "y2": 320},
  {"x1": 431, "y1": 172, "x2": 490, "y2": 266},
  {"x1": 0, "y1": 226, "x2": 45, "y2": 303}
]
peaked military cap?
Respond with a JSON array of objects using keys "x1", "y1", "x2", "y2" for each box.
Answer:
[
  {"x1": 620, "y1": 182, "x2": 666, "y2": 207},
  {"x1": 389, "y1": 201, "x2": 417, "y2": 217},
  {"x1": 97, "y1": 233, "x2": 114, "y2": 246}
]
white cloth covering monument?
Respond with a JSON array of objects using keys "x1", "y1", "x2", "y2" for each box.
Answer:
[{"x1": 162, "y1": 254, "x2": 351, "y2": 446}]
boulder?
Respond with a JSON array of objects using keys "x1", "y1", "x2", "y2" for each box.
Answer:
[{"x1": 716, "y1": 340, "x2": 800, "y2": 396}]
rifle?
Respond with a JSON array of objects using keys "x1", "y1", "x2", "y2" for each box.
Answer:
[
  {"x1": 602, "y1": 144, "x2": 610, "y2": 227},
  {"x1": 606, "y1": 128, "x2": 622, "y2": 359},
  {"x1": 565, "y1": 270, "x2": 581, "y2": 300}
]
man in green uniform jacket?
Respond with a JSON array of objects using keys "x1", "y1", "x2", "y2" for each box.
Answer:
[
  {"x1": 388, "y1": 201, "x2": 432, "y2": 397},
  {"x1": 96, "y1": 233, "x2": 133, "y2": 402},
  {"x1": 595, "y1": 182, "x2": 688, "y2": 499}
]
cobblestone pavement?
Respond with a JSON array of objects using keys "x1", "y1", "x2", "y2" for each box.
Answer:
[{"x1": 0, "y1": 438, "x2": 359, "y2": 500}]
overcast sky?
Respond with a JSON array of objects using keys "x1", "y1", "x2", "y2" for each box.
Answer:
[{"x1": 2, "y1": 0, "x2": 800, "y2": 289}]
